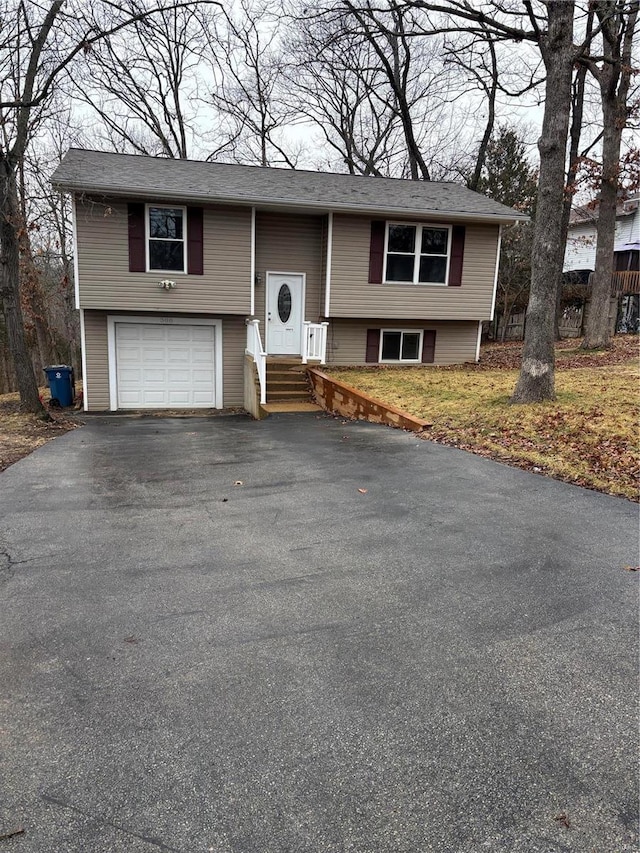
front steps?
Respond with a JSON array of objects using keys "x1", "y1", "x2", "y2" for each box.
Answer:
[{"x1": 260, "y1": 359, "x2": 321, "y2": 414}]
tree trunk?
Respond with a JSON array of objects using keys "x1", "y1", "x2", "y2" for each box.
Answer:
[
  {"x1": 511, "y1": 1, "x2": 575, "y2": 403},
  {"x1": 581, "y1": 91, "x2": 619, "y2": 348},
  {"x1": 580, "y1": 3, "x2": 637, "y2": 347},
  {"x1": 0, "y1": 161, "x2": 49, "y2": 417},
  {"x1": 555, "y1": 37, "x2": 591, "y2": 340}
]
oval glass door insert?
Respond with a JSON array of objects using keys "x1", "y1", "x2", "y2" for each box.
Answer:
[{"x1": 277, "y1": 284, "x2": 292, "y2": 322}]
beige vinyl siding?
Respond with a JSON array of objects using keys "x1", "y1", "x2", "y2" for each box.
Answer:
[
  {"x1": 327, "y1": 319, "x2": 479, "y2": 365},
  {"x1": 254, "y1": 212, "x2": 324, "y2": 323},
  {"x1": 83, "y1": 310, "x2": 110, "y2": 410},
  {"x1": 319, "y1": 215, "x2": 328, "y2": 316},
  {"x1": 82, "y1": 310, "x2": 245, "y2": 410},
  {"x1": 75, "y1": 198, "x2": 251, "y2": 314},
  {"x1": 330, "y1": 214, "x2": 499, "y2": 320},
  {"x1": 220, "y1": 316, "x2": 246, "y2": 406}
]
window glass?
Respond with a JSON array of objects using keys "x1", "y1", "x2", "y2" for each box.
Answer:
[
  {"x1": 381, "y1": 331, "x2": 401, "y2": 360},
  {"x1": 419, "y1": 256, "x2": 447, "y2": 283},
  {"x1": 277, "y1": 284, "x2": 292, "y2": 322},
  {"x1": 401, "y1": 332, "x2": 420, "y2": 360},
  {"x1": 149, "y1": 241, "x2": 184, "y2": 271},
  {"x1": 148, "y1": 206, "x2": 185, "y2": 271},
  {"x1": 149, "y1": 207, "x2": 183, "y2": 240},
  {"x1": 421, "y1": 228, "x2": 448, "y2": 255},
  {"x1": 388, "y1": 225, "x2": 416, "y2": 253},
  {"x1": 386, "y1": 254, "x2": 415, "y2": 281}
]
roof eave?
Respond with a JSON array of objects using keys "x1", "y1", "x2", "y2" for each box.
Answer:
[{"x1": 52, "y1": 180, "x2": 530, "y2": 224}]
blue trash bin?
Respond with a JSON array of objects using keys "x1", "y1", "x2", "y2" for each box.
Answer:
[{"x1": 44, "y1": 365, "x2": 75, "y2": 407}]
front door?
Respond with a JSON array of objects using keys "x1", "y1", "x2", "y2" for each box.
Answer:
[{"x1": 266, "y1": 272, "x2": 304, "y2": 355}]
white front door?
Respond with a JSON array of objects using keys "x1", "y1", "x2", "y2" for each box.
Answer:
[{"x1": 266, "y1": 272, "x2": 304, "y2": 355}]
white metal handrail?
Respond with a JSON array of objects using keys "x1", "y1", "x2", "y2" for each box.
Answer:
[
  {"x1": 302, "y1": 321, "x2": 329, "y2": 364},
  {"x1": 245, "y1": 319, "x2": 267, "y2": 405}
]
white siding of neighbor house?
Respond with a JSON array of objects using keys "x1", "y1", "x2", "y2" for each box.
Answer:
[
  {"x1": 326, "y1": 319, "x2": 480, "y2": 365},
  {"x1": 564, "y1": 223, "x2": 597, "y2": 271},
  {"x1": 564, "y1": 207, "x2": 640, "y2": 271},
  {"x1": 75, "y1": 198, "x2": 252, "y2": 314},
  {"x1": 329, "y1": 215, "x2": 500, "y2": 320},
  {"x1": 82, "y1": 309, "x2": 245, "y2": 410}
]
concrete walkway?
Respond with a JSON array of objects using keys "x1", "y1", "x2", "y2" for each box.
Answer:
[{"x1": 0, "y1": 413, "x2": 637, "y2": 852}]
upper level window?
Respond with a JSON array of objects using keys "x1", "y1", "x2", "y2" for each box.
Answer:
[
  {"x1": 385, "y1": 223, "x2": 451, "y2": 285},
  {"x1": 147, "y1": 205, "x2": 186, "y2": 272}
]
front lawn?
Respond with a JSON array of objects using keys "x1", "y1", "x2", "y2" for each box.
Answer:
[{"x1": 328, "y1": 337, "x2": 639, "y2": 501}]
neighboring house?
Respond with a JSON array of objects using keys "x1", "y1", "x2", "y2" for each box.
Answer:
[
  {"x1": 564, "y1": 196, "x2": 640, "y2": 282},
  {"x1": 563, "y1": 196, "x2": 639, "y2": 333},
  {"x1": 51, "y1": 149, "x2": 526, "y2": 413}
]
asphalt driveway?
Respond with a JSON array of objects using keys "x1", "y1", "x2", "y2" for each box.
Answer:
[{"x1": 0, "y1": 412, "x2": 637, "y2": 852}]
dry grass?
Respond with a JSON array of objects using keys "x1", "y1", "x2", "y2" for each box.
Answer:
[
  {"x1": 0, "y1": 389, "x2": 79, "y2": 473},
  {"x1": 328, "y1": 337, "x2": 640, "y2": 501}
]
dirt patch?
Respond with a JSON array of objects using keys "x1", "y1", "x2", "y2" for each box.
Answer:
[{"x1": 0, "y1": 392, "x2": 80, "y2": 473}]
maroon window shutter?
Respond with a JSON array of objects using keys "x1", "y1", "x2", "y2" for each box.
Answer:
[
  {"x1": 128, "y1": 203, "x2": 146, "y2": 272},
  {"x1": 422, "y1": 330, "x2": 436, "y2": 363},
  {"x1": 366, "y1": 329, "x2": 381, "y2": 362},
  {"x1": 187, "y1": 207, "x2": 204, "y2": 275},
  {"x1": 448, "y1": 225, "x2": 466, "y2": 286},
  {"x1": 369, "y1": 221, "x2": 386, "y2": 283}
]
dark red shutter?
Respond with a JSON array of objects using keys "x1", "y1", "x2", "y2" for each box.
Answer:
[
  {"x1": 448, "y1": 225, "x2": 465, "y2": 286},
  {"x1": 421, "y1": 330, "x2": 436, "y2": 363},
  {"x1": 366, "y1": 328, "x2": 380, "y2": 362},
  {"x1": 128, "y1": 203, "x2": 146, "y2": 272},
  {"x1": 187, "y1": 207, "x2": 204, "y2": 275},
  {"x1": 369, "y1": 220, "x2": 385, "y2": 283}
]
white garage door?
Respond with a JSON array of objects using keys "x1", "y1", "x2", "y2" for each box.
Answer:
[{"x1": 115, "y1": 322, "x2": 217, "y2": 408}]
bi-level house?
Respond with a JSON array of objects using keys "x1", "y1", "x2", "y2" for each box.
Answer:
[{"x1": 52, "y1": 150, "x2": 526, "y2": 413}]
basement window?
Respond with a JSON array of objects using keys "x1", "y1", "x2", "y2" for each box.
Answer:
[{"x1": 380, "y1": 330, "x2": 423, "y2": 362}]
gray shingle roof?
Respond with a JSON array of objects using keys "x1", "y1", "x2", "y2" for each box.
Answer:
[{"x1": 52, "y1": 148, "x2": 528, "y2": 223}]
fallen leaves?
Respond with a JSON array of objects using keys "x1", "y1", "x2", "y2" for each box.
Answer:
[
  {"x1": 623, "y1": 565, "x2": 640, "y2": 572},
  {"x1": 329, "y1": 339, "x2": 639, "y2": 501},
  {"x1": 553, "y1": 812, "x2": 571, "y2": 829},
  {"x1": 357, "y1": 488, "x2": 368, "y2": 494},
  {"x1": 0, "y1": 389, "x2": 78, "y2": 472}
]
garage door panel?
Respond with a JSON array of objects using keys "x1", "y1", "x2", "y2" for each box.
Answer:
[
  {"x1": 167, "y1": 369, "x2": 191, "y2": 383},
  {"x1": 115, "y1": 322, "x2": 218, "y2": 409},
  {"x1": 167, "y1": 347, "x2": 191, "y2": 363},
  {"x1": 118, "y1": 345, "x2": 142, "y2": 362},
  {"x1": 166, "y1": 327, "x2": 192, "y2": 341},
  {"x1": 141, "y1": 326, "x2": 166, "y2": 341}
]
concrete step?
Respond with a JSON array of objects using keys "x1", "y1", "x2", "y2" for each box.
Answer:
[{"x1": 261, "y1": 401, "x2": 322, "y2": 414}]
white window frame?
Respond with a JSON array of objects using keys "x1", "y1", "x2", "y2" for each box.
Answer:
[
  {"x1": 146, "y1": 203, "x2": 188, "y2": 274},
  {"x1": 383, "y1": 222, "x2": 452, "y2": 286},
  {"x1": 379, "y1": 328, "x2": 424, "y2": 363}
]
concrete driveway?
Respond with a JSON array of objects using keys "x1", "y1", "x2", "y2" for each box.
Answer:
[{"x1": 0, "y1": 413, "x2": 637, "y2": 852}]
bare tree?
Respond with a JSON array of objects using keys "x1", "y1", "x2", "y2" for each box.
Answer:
[
  {"x1": 0, "y1": 1, "x2": 219, "y2": 416},
  {"x1": 202, "y1": 1, "x2": 299, "y2": 167},
  {"x1": 75, "y1": 5, "x2": 210, "y2": 159},
  {"x1": 581, "y1": 0, "x2": 639, "y2": 349},
  {"x1": 396, "y1": 0, "x2": 596, "y2": 402}
]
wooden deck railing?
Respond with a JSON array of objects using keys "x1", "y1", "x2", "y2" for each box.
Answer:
[{"x1": 611, "y1": 270, "x2": 640, "y2": 295}]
